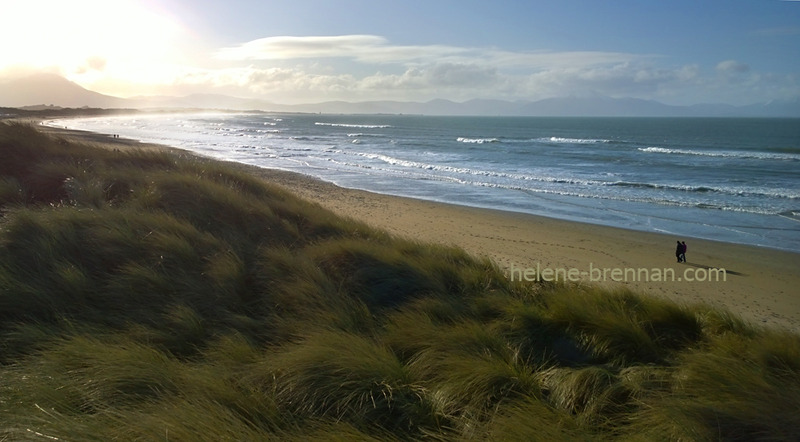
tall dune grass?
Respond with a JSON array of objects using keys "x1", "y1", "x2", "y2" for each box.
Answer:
[{"x1": 1, "y1": 121, "x2": 799, "y2": 440}]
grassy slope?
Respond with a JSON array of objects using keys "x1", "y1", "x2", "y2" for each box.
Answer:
[{"x1": 1, "y1": 121, "x2": 798, "y2": 441}]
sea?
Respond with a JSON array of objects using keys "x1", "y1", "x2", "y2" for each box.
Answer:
[{"x1": 48, "y1": 113, "x2": 800, "y2": 253}]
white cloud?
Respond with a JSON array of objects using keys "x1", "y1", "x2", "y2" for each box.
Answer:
[
  {"x1": 483, "y1": 50, "x2": 641, "y2": 70},
  {"x1": 157, "y1": 60, "x2": 712, "y2": 104},
  {"x1": 217, "y1": 35, "x2": 388, "y2": 61},
  {"x1": 75, "y1": 56, "x2": 108, "y2": 75},
  {"x1": 202, "y1": 35, "x2": 675, "y2": 102},
  {"x1": 215, "y1": 34, "x2": 468, "y2": 65},
  {"x1": 716, "y1": 60, "x2": 751, "y2": 73},
  {"x1": 216, "y1": 34, "x2": 641, "y2": 69}
]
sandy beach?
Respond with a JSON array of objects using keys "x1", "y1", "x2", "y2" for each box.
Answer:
[
  {"x1": 255, "y1": 167, "x2": 800, "y2": 332},
  {"x1": 38, "y1": 123, "x2": 800, "y2": 332}
]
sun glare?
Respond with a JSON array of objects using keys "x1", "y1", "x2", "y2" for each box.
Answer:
[{"x1": 2, "y1": 0, "x2": 188, "y2": 91}]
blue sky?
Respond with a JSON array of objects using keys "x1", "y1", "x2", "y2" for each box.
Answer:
[{"x1": 2, "y1": 0, "x2": 799, "y2": 105}]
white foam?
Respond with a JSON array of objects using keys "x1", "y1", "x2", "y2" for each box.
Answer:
[
  {"x1": 347, "y1": 133, "x2": 383, "y2": 137},
  {"x1": 315, "y1": 122, "x2": 392, "y2": 128},
  {"x1": 457, "y1": 137, "x2": 499, "y2": 144},
  {"x1": 538, "y1": 137, "x2": 611, "y2": 144},
  {"x1": 638, "y1": 146, "x2": 800, "y2": 161}
]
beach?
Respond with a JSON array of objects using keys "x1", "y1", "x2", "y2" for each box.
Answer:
[
  {"x1": 253, "y1": 166, "x2": 800, "y2": 332},
  {"x1": 40, "y1": 123, "x2": 800, "y2": 332}
]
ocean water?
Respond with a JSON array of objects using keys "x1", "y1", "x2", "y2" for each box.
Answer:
[{"x1": 50, "y1": 114, "x2": 800, "y2": 252}]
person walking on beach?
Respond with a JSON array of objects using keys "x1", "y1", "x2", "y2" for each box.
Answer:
[
  {"x1": 676, "y1": 241, "x2": 683, "y2": 263},
  {"x1": 680, "y1": 241, "x2": 687, "y2": 263}
]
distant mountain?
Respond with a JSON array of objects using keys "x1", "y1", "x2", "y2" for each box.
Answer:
[
  {"x1": 738, "y1": 97, "x2": 800, "y2": 118},
  {"x1": 0, "y1": 73, "x2": 127, "y2": 108},
  {"x1": 2, "y1": 73, "x2": 798, "y2": 117}
]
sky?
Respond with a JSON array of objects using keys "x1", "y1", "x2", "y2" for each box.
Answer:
[{"x1": 2, "y1": 0, "x2": 799, "y2": 106}]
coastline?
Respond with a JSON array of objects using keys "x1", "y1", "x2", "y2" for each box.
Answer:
[{"x1": 37, "y1": 122, "x2": 800, "y2": 332}]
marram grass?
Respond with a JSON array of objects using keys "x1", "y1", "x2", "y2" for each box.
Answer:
[{"x1": 1, "y1": 121, "x2": 799, "y2": 440}]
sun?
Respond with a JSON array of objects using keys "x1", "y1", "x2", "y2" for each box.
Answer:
[{"x1": 1, "y1": 0, "x2": 190, "y2": 94}]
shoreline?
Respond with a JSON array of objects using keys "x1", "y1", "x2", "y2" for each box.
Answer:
[
  {"x1": 43, "y1": 113, "x2": 800, "y2": 255},
  {"x1": 36, "y1": 122, "x2": 800, "y2": 332}
]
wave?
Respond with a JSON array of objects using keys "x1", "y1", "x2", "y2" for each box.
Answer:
[
  {"x1": 609, "y1": 181, "x2": 715, "y2": 193},
  {"x1": 778, "y1": 210, "x2": 800, "y2": 223},
  {"x1": 346, "y1": 151, "x2": 605, "y2": 186},
  {"x1": 638, "y1": 147, "x2": 800, "y2": 161},
  {"x1": 322, "y1": 156, "x2": 788, "y2": 216},
  {"x1": 336, "y1": 149, "x2": 800, "y2": 204},
  {"x1": 315, "y1": 122, "x2": 392, "y2": 128},
  {"x1": 457, "y1": 136, "x2": 611, "y2": 145},
  {"x1": 347, "y1": 133, "x2": 384, "y2": 138},
  {"x1": 607, "y1": 180, "x2": 799, "y2": 200},
  {"x1": 457, "y1": 137, "x2": 499, "y2": 144},
  {"x1": 537, "y1": 137, "x2": 612, "y2": 144}
]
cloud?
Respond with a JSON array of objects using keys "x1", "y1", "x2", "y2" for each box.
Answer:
[
  {"x1": 161, "y1": 60, "x2": 711, "y2": 104},
  {"x1": 426, "y1": 63, "x2": 498, "y2": 86},
  {"x1": 362, "y1": 63, "x2": 497, "y2": 89},
  {"x1": 75, "y1": 56, "x2": 108, "y2": 75},
  {"x1": 71, "y1": 33, "x2": 796, "y2": 106},
  {"x1": 482, "y1": 50, "x2": 641, "y2": 70},
  {"x1": 209, "y1": 35, "x2": 658, "y2": 102},
  {"x1": 85, "y1": 56, "x2": 107, "y2": 71},
  {"x1": 216, "y1": 34, "x2": 641, "y2": 69},
  {"x1": 511, "y1": 63, "x2": 704, "y2": 101},
  {"x1": 217, "y1": 35, "x2": 388, "y2": 61},
  {"x1": 716, "y1": 60, "x2": 750, "y2": 73},
  {"x1": 215, "y1": 34, "x2": 466, "y2": 65},
  {"x1": 209, "y1": 35, "x2": 664, "y2": 101}
]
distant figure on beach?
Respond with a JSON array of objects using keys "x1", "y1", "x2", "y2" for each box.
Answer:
[
  {"x1": 680, "y1": 241, "x2": 687, "y2": 263},
  {"x1": 676, "y1": 241, "x2": 682, "y2": 262}
]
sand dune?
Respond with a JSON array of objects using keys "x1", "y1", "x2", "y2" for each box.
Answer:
[{"x1": 40, "y1": 122, "x2": 800, "y2": 332}]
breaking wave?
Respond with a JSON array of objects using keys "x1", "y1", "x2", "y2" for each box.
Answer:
[
  {"x1": 457, "y1": 137, "x2": 499, "y2": 144},
  {"x1": 638, "y1": 147, "x2": 800, "y2": 161},
  {"x1": 537, "y1": 137, "x2": 612, "y2": 144},
  {"x1": 315, "y1": 122, "x2": 392, "y2": 128}
]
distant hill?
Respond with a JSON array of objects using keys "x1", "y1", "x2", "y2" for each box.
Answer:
[
  {"x1": 0, "y1": 73, "x2": 127, "y2": 109},
  {"x1": 1, "y1": 73, "x2": 798, "y2": 117}
]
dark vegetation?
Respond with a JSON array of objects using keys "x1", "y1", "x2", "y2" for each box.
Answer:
[
  {"x1": 0, "y1": 107, "x2": 140, "y2": 119},
  {"x1": 1, "y1": 121, "x2": 799, "y2": 440}
]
